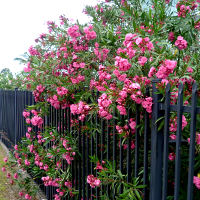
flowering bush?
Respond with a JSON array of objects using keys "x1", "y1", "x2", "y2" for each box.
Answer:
[{"x1": 2, "y1": 0, "x2": 200, "y2": 199}]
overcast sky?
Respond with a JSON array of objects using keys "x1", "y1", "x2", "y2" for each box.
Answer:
[{"x1": 0, "y1": 0, "x2": 97, "y2": 74}]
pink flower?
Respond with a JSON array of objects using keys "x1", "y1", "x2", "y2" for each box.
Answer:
[
  {"x1": 31, "y1": 116, "x2": 43, "y2": 127},
  {"x1": 25, "y1": 159, "x2": 30, "y2": 166},
  {"x1": 87, "y1": 175, "x2": 101, "y2": 188},
  {"x1": 175, "y1": 36, "x2": 187, "y2": 50},
  {"x1": 25, "y1": 194, "x2": 32, "y2": 200},
  {"x1": 7, "y1": 172, "x2": 11, "y2": 178},
  {"x1": 26, "y1": 118, "x2": 31, "y2": 124},
  {"x1": 169, "y1": 152, "x2": 176, "y2": 161},
  {"x1": 1, "y1": 167, "x2": 6, "y2": 172},
  {"x1": 187, "y1": 67, "x2": 193, "y2": 73},
  {"x1": 19, "y1": 192, "x2": 24, "y2": 197},
  {"x1": 170, "y1": 134, "x2": 176, "y2": 140},
  {"x1": 14, "y1": 173, "x2": 18, "y2": 179},
  {"x1": 96, "y1": 161, "x2": 104, "y2": 171},
  {"x1": 168, "y1": 32, "x2": 175, "y2": 42},
  {"x1": 14, "y1": 145, "x2": 18, "y2": 150},
  {"x1": 142, "y1": 97, "x2": 153, "y2": 113},
  {"x1": 84, "y1": 26, "x2": 97, "y2": 40},
  {"x1": 169, "y1": 115, "x2": 187, "y2": 132},
  {"x1": 36, "y1": 84, "x2": 45, "y2": 93},
  {"x1": 197, "y1": 134, "x2": 200, "y2": 145},
  {"x1": 129, "y1": 118, "x2": 136, "y2": 132},
  {"x1": 23, "y1": 111, "x2": 30, "y2": 118},
  {"x1": 3, "y1": 157, "x2": 8, "y2": 163},
  {"x1": 56, "y1": 87, "x2": 68, "y2": 96},
  {"x1": 138, "y1": 56, "x2": 148, "y2": 66},
  {"x1": 156, "y1": 60, "x2": 177, "y2": 79},
  {"x1": 148, "y1": 67, "x2": 156, "y2": 78},
  {"x1": 194, "y1": 176, "x2": 200, "y2": 189},
  {"x1": 117, "y1": 105, "x2": 127, "y2": 115},
  {"x1": 67, "y1": 25, "x2": 81, "y2": 38},
  {"x1": 115, "y1": 56, "x2": 131, "y2": 71}
]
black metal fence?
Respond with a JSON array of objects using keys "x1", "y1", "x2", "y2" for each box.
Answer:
[
  {"x1": 0, "y1": 89, "x2": 33, "y2": 149},
  {"x1": 0, "y1": 81, "x2": 200, "y2": 200}
]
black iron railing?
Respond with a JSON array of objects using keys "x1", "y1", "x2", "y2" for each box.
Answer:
[{"x1": 0, "y1": 81, "x2": 199, "y2": 200}]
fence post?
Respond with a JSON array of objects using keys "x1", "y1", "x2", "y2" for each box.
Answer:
[
  {"x1": 0, "y1": 89, "x2": 2, "y2": 132},
  {"x1": 150, "y1": 79, "x2": 164, "y2": 200},
  {"x1": 14, "y1": 88, "x2": 18, "y2": 145}
]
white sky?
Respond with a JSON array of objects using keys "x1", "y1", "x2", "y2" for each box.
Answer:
[{"x1": 0, "y1": 0, "x2": 98, "y2": 74}]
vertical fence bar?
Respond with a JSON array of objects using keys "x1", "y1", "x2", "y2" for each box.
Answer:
[
  {"x1": 90, "y1": 115, "x2": 94, "y2": 200},
  {"x1": 106, "y1": 119, "x2": 111, "y2": 197},
  {"x1": 78, "y1": 120, "x2": 82, "y2": 200},
  {"x1": 112, "y1": 109, "x2": 116, "y2": 199},
  {"x1": 135, "y1": 104, "x2": 140, "y2": 178},
  {"x1": 150, "y1": 79, "x2": 164, "y2": 200},
  {"x1": 14, "y1": 88, "x2": 18, "y2": 145},
  {"x1": 174, "y1": 83, "x2": 184, "y2": 200},
  {"x1": 82, "y1": 121, "x2": 86, "y2": 200},
  {"x1": 162, "y1": 83, "x2": 171, "y2": 200},
  {"x1": 187, "y1": 82, "x2": 197, "y2": 200},
  {"x1": 95, "y1": 114, "x2": 99, "y2": 199},
  {"x1": 127, "y1": 108, "x2": 131, "y2": 183},
  {"x1": 86, "y1": 122, "x2": 90, "y2": 200},
  {"x1": 101, "y1": 119, "x2": 105, "y2": 195},
  {"x1": 119, "y1": 115, "x2": 123, "y2": 194},
  {"x1": 143, "y1": 87, "x2": 150, "y2": 200},
  {"x1": 113, "y1": 109, "x2": 116, "y2": 166}
]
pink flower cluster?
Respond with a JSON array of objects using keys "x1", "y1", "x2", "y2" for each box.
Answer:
[
  {"x1": 62, "y1": 139, "x2": 76, "y2": 164},
  {"x1": 113, "y1": 69, "x2": 127, "y2": 82},
  {"x1": 84, "y1": 25, "x2": 97, "y2": 40},
  {"x1": 31, "y1": 115, "x2": 44, "y2": 127},
  {"x1": 98, "y1": 93, "x2": 112, "y2": 119},
  {"x1": 94, "y1": 43, "x2": 110, "y2": 61},
  {"x1": 70, "y1": 74, "x2": 85, "y2": 84},
  {"x1": 47, "y1": 95, "x2": 60, "y2": 109},
  {"x1": 56, "y1": 86, "x2": 68, "y2": 96},
  {"x1": 176, "y1": 2, "x2": 191, "y2": 18},
  {"x1": 67, "y1": 25, "x2": 81, "y2": 38},
  {"x1": 115, "y1": 56, "x2": 131, "y2": 71},
  {"x1": 33, "y1": 84, "x2": 45, "y2": 102},
  {"x1": 142, "y1": 97, "x2": 153, "y2": 113},
  {"x1": 41, "y1": 176, "x2": 60, "y2": 187},
  {"x1": 70, "y1": 101, "x2": 90, "y2": 121},
  {"x1": 156, "y1": 59, "x2": 177, "y2": 79},
  {"x1": 47, "y1": 95, "x2": 68, "y2": 109},
  {"x1": 175, "y1": 36, "x2": 187, "y2": 50},
  {"x1": 18, "y1": 192, "x2": 32, "y2": 199},
  {"x1": 169, "y1": 115, "x2": 188, "y2": 134},
  {"x1": 28, "y1": 46, "x2": 40, "y2": 56},
  {"x1": 24, "y1": 62, "x2": 32, "y2": 73},
  {"x1": 87, "y1": 174, "x2": 101, "y2": 188},
  {"x1": 116, "y1": 118, "x2": 136, "y2": 137},
  {"x1": 23, "y1": 110, "x2": 30, "y2": 118},
  {"x1": 98, "y1": 66, "x2": 111, "y2": 81},
  {"x1": 123, "y1": 34, "x2": 154, "y2": 53},
  {"x1": 138, "y1": 56, "x2": 148, "y2": 66}
]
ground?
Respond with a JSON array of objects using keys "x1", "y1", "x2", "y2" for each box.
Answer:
[{"x1": 0, "y1": 143, "x2": 21, "y2": 200}]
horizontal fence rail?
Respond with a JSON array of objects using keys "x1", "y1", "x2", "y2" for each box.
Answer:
[{"x1": 0, "y1": 81, "x2": 200, "y2": 200}]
